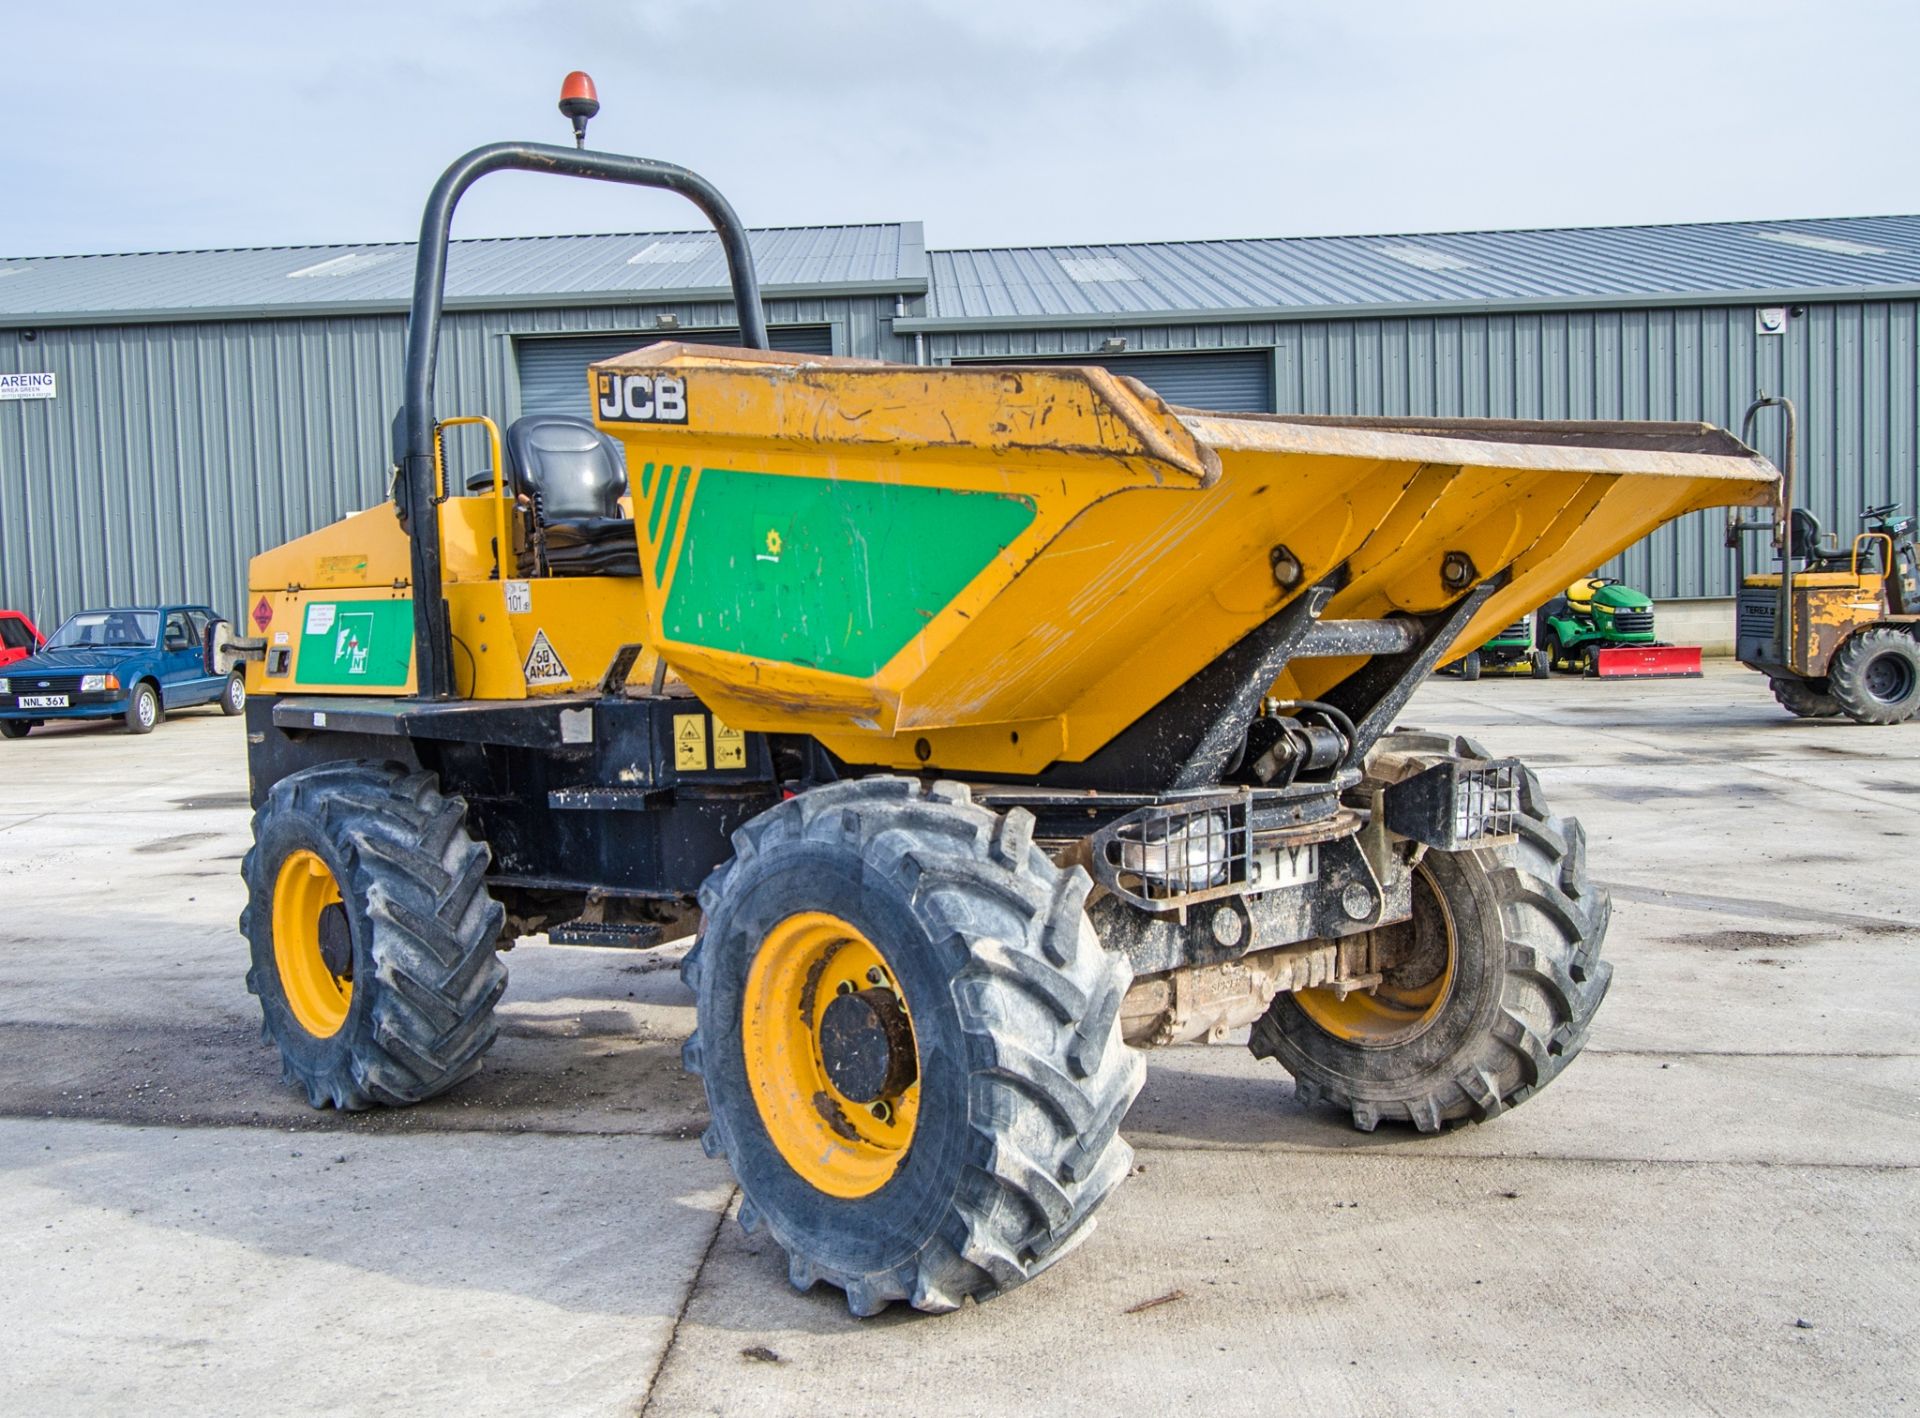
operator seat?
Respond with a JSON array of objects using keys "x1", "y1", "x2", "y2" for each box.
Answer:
[
  {"x1": 1789, "y1": 508, "x2": 1853, "y2": 573},
  {"x1": 500, "y1": 414, "x2": 642, "y2": 577}
]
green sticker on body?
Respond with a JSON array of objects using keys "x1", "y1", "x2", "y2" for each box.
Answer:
[
  {"x1": 659, "y1": 469, "x2": 1035, "y2": 678},
  {"x1": 296, "y1": 599, "x2": 415, "y2": 687}
]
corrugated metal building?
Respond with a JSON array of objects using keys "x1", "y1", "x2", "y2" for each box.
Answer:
[
  {"x1": 2, "y1": 212, "x2": 1916, "y2": 625},
  {"x1": 0, "y1": 225, "x2": 925, "y2": 622},
  {"x1": 906, "y1": 216, "x2": 1920, "y2": 604}
]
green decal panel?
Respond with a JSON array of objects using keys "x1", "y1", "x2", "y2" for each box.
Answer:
[
  {"x1": 295, "y1": 599, "x2": 415, "y2": 687},
  {"x1": 661, "y1": 470, "x2": 1035, "y2": 678}
]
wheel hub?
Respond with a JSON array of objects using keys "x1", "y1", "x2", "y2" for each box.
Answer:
[
  {"x1": 317, "y1": 903, "x2": 354, "y2": 979},
  {"x1": 819, "y1": 986, "x2": 918, "y2": 1104},
  {"x1": 1865, "y1": 652, "x2": 1915, "y2": 704},
  {"x1": 741, "y1": 912, "x2": 921, "y2": 1198}
]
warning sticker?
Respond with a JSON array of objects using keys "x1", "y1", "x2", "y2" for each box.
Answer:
[
  {"x1": 673, "y1": 713, "x2": 709, "y2": 771},
  {"x1": 522, "y1": 628, "x2": 571, "y2": 686},
  {"x1": 713, "y1": 716, "x2": 746, "y2": 769},
  {"x1": 304, "y1": 603, "x2": 337, "y2": 635},
  {"x1": 504, "y1": 580, "x2": 532, "y2": 614}
]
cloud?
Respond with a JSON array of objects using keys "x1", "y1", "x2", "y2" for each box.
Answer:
[{"x1": 0, "y1": 0, "x2": 1914, "y2": 256}]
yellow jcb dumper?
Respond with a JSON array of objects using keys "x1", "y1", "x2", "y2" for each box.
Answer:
[{"x1": 230, "y1": 79, "x2": 1778, "y2": 1315}]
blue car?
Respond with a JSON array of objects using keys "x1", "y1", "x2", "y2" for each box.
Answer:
[{"x1": 0, "y1": 604, "x2": 244, "y2": 739}]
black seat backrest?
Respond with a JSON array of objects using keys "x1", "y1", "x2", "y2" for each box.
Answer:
[
  {"x1": 505, "y1": 415, "x2": 628, "y2": 521},
  {"x1": 1789, "y1": 507, "x2": 1834, "y2": 562}
]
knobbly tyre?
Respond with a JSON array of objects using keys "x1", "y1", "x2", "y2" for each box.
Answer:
[{"x1": 230, "y1": 76, "x2": 1781, "y2": 1315}]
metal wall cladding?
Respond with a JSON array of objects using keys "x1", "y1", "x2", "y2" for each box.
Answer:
[
  {"x1": 0, "y1": 294, "x2": 913, "y2": 625},
  {"x1": 4, "y1": 292, "x2": 1912, "y2": 620},
  {"x1": 930, "y1": 299, "x2": 1920, "y2": 600}
]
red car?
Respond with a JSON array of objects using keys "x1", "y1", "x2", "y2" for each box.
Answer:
[{"x1": 0, "y1": 612, "x2": 42, "y2": 669}]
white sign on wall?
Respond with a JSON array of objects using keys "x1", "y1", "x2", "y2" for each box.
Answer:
[{"x1": 0, "y1": 372, "x2": 56, "y2": 401}]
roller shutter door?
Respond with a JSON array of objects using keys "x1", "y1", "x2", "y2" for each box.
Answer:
[
  {"x1": 970, "y1": 349, "x2": 1272, "y2": 413},
  {"x1": 516, "y1": 325, "x2": 834, "y2": 417}
]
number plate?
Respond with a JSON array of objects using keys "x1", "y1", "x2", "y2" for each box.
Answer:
[
  {"x1": 18, "y1": 694, "x2": 67, "y2": 709},
  {"x1": 1247, "y1": 840, "x2": 1318, "y2": 891}
]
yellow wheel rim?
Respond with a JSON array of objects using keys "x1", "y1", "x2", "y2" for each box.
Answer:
[
  {"x1": 741, "y1": 911, "x2": 920, "y2": 1199},
  {"x1": 273, "y1": 848, "x2": 353, "y2": 1039},
  {"x1": 1296, "y1": 868, "x2": 1456, "y2": 1046}
]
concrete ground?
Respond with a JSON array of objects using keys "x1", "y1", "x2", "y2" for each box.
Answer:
[{"x1": 0, "y1": 664, "x2": 1914, "y2": 1415}]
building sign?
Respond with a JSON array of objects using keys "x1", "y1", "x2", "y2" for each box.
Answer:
[{"x1": 0, "y1": 372, "x2": 56, "y2": 401}]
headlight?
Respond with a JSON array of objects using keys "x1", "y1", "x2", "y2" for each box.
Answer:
[
  {"x1": 81, "y1": 674, "x2": 119, "y2": 692},
  {"x1": 0, "y1": 678, "x2": 9, "y2": 694},
  {"x1": 1119, "y1": 810, "x2": 1230, "y2": 892}
]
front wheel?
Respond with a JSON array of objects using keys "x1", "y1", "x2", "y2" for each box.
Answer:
[
  {"x1": 242, "y1": 761, "x2": 507, "y2": 1110},
  {"x1": 1769, "y1": 674, "x2": 1842, "y2": 720},
  {"x1": 125, "y1": 682, "x2": 161, "y2": 734},
  {"x1": 1458, "y1": 651, "x2": 1482, "y2": 682},
  {"x1": 1828, "y1": 628, "x2": 1920, "y2": 725},
  {"x1": 1251, "y1": 731, "x2": 1612, "y2": 1132},
  {"x1": 1529, "y1": 649, "x2": 1550, "y2": 679},
  {"x1": 219, "y1": 671, "x2": 246, "y2": 716},
  {"x1": 0, "y1": 720, "x2": 30, "y2": 740},
  {"x1": 683, "y1": 777, "x2": 1143, "y2": 1316}
]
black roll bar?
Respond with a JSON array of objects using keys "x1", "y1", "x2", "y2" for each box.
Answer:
[
  {"x1": 394, "y1": 141, "x2": 770, "y2": 698},
  {"x1": 1735, "y1": 395, "x2": 1797, "y2": 666}
]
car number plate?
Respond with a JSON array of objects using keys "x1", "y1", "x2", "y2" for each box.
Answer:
[
  {"x1": 18, "y1": 694, "x2": 68, "y2": 709},
  {"x1": 1247, "y1": 841, "x2": 1318, "y2": 890}
]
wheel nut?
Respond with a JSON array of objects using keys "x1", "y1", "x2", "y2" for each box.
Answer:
[
  {"x1": 866, "y1": 966, "x2": 886, "y2": 985},
  {"x1": 870, "y1": 1101, "x2": 892, "y2": 1123}
]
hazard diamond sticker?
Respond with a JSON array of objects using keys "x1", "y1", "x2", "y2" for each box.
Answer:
[
  {"x1": 252, "y1": 596, "x2": 274, "y2": 631},
  {"x1": 522, "y1": 628, "x2": 570, "y2": 686}
]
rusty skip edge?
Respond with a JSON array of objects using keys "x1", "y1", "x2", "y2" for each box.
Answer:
[
  {"x1": 591, "y1": 341, "x2": 1224, "y2": 485},
  {"x1": 1184, "y1": 409, "x2": 1780, "y2": 494}
]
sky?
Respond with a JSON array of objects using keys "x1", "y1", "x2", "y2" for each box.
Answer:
[{"x1": 1, "y1": 1, "x2": 1915, "y2": 257}]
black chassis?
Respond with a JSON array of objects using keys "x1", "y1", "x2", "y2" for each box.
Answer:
[{"x1": 244, "y1": 565, "x2": 1516, "y2": 979}]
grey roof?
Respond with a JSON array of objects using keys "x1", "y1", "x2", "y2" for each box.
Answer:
[
  {"x1": 911, "y1": 215, "x2": 1920, "y2": 329},
  {"x1": 0, "y1": 223, "x2": 926, "y2": 326},
  {"x1": 8, "y1": 212, "x2": 1920, "y2": 331}
]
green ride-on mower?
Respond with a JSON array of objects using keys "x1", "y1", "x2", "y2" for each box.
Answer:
[
  {"x1": 1538, "y1": 577, "x2": 1703, "y2": 678},
  {"x1": 1445, "y1": 617, "x2": 1550, "y2": 680}
]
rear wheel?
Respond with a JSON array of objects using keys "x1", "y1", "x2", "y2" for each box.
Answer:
[
  {"x1": 1768, "y1": 674, "x2": 1842, "y2": 720},
  {"x1": 1828, "y1": 628, "x2": 1920, "y2": 725},
  {"x1": 219, "y1": 671, "x2": 247, "y2": 716},
  {"x1": 0, "y1": 720, "x2": 29, "y2": 740},
  {"x1": 125, "y1": 682, "x2": 161, "y2": 735},
  {"x1": 242, "y1": 761, "x2": 507, "y2": 1110},
  {"x1": 684, "y1": 777, "x2": 1143, "y2": 1315},
  {"x1": 1251, "y1": 731, "x2": 1611, "y2": 1132}
]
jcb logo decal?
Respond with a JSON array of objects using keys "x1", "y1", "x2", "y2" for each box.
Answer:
[{"x1": 597, "y1": 373, "x2": 688, "y2": 424}]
